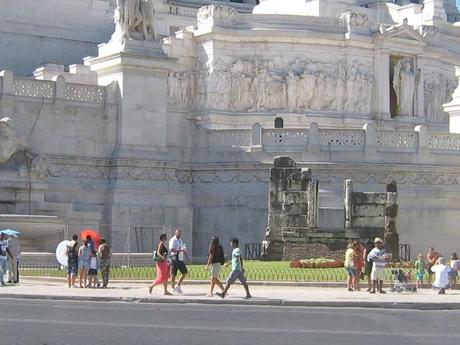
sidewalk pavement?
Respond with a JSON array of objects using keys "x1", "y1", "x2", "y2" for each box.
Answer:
[{"x1": 1, "y1": 278, "x2": 460, "y2": 310}]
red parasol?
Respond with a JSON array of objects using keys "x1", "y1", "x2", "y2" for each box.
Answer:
[{"x1": 80, "y1": 229, "x2": 101, "y2": 249}]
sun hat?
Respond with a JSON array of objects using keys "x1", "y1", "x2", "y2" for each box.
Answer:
[{"x1": 374, "y1": 237, "x2": 383, "y2": 243}]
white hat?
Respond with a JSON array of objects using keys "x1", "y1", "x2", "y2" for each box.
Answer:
[{"x1": 374, "y1": 237, "x2": 383, "y2": 243}]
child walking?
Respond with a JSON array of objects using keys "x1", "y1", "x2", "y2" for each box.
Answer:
[
  {"x1": 217, "y1": 237, "x2": 251, "y2": 299},
  {"x1": 414, "y1": 253, "x2": 425, "y2": 289}
]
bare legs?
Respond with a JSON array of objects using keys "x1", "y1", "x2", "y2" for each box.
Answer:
[
  {"x1": 79, "y1": 268, "x2": 88, "y2": 288},
  {"x1": 209, "y1": 276, "x2": 224, "y2": 296}
]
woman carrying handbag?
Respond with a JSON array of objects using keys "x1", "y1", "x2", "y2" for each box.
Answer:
[{"x1": 149, "y1": 234, "x2": 172, "y2": 295}]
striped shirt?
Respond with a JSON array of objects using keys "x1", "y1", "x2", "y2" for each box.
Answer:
[{"x1": 367, "y1": 248, "x2": 386, "y2": 268}]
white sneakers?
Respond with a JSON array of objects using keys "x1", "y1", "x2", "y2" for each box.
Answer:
[{"x1": 173, "y1": 286, "x2": 183, "y2": 294}]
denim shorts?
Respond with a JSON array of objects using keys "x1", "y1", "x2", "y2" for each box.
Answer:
[
  {"x1": 79, "y1": 260, "x2": 90, "y2": 270},
  {"x1": 67, "y1": 262, "x2": 78, "y2": 276},
  {"x1": 345, "y1": 267, "x2": 357, "y2": 277}
]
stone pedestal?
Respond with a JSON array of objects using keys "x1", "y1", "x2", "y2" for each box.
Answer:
[{"x1": 86, "y1": 39, "x2": 176, "y2": 159}]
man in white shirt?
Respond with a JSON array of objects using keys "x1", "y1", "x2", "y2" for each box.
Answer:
[
  {"x1": 432, "y1": 257, "x2": 450, "y2": 294},
  {"x1": 169, "y1": 229, "x2": 188, "y2": 294},
  {"x1": 367, "y1": 237, "x2": 386, "y2": 294}
]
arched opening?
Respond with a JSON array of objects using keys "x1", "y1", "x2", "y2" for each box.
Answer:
[{"x1": 274, "y1": 117, "x2": 284, "y2": 128}]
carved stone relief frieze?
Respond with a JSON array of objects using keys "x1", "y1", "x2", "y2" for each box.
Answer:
[{"x1": 167, "y1": 57, "x2": 374, "y2": 114}]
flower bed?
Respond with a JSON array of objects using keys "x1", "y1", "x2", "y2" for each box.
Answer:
[{"x1": 290, "y1": 258, "x2": 344, "y2": 269}]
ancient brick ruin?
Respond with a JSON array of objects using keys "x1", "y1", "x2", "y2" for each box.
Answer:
[{"x1": 262, "y1": 156, "x2": 399, "y2": 260}]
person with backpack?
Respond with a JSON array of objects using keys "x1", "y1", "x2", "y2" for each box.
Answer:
[
  {"x1": 205, "y1": 236, "x2": 225, "y2": 297},
  {"x1": 65, "y1": 234, "x2": 79, "y2": 288},
  {"x1": 98, "y1": 238, "x2": 112, "y2": 288}
]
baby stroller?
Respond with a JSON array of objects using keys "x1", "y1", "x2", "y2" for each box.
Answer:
[{"x1": 390, "y1": 269, "x2": 417, "y2": 292}]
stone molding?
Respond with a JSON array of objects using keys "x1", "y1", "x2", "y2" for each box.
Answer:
[{"x1": 21, "y1": 155, "x2": 460, "y2": 187}]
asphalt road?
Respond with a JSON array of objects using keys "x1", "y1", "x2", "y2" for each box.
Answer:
[{"x1": 0, "y1": 298, "x2": 459, "y2": 345}]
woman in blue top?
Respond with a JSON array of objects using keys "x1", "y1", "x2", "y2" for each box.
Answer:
[{"x1": 78, "y1": 240, "x2": 91, "y2": 288}]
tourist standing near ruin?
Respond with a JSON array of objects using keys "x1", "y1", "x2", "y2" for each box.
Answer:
[
  {"x1": 432, "y1": 257, "x2": 450, "y2": 294},
  {"x1": 426, "y1": 247, "x2": 441, "y2": 287},
  {"x1": 98, "y1": 238, "x2": 112, "y2": 289},
  {"x1": 65, "y1": 234, "x2": 79, "y2": 288},
  {"x1": 78, "y1": 240, "x2": 91, "y2": 288},
  {"x1": 414, "y1": 253, "x2": 426, "y2": 289},
  {"x1": 367, "y1": 238, "x2": 386, "y2": 294},
  {"x1": 169, "y1": 229, "x2": 188, "y2": 294},
  {"x1": 449, "y1": 253, "x2": 459, "y2": 289},
  {"x1": 344, "y1": 242, "x2": 358, "y2": 291},
  {"x1": 7, "y1": 234, "x2": 20, "y2": 284},
  {"x1": 363, "y1": 239, "x2": 374, "y2": 292},
  {"x1": 0, "y1": 233, "x2": 12, "y2": 286}
]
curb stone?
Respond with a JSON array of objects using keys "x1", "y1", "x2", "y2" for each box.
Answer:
[{"x1": 1, "y1": 293, "x2": 460, "y2": 310}]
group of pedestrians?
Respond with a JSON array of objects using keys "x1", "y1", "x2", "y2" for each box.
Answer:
[
  {"x1": 149, "y1": 229, "x2": 251, "y2": 299},
  {"x1": 345, "y1": 238, "x2": 459, "y2": 294},
  {"x1": 413, "y1": 247, "x2": 459, "y2": 293},
  {"x1": 0, "y1": 232, "x2": 21, "y2": 285},
  {"x1": 65, "y1": 234, "x2": 112, "y2": 289}
]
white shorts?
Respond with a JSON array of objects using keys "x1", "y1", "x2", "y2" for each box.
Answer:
[
  {"x1": 209, "y1": 263, "x2": 221, "y2": 278},
  {"x1": 371, "y1": 267, "x2": 385, "y2": 281}
]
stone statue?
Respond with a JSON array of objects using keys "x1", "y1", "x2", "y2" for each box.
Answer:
[
  {"x1": 393, "y1": 57, "x2": 415, "y2": 116},
  {"x1": 0, "y1": 117, "x2": 21, "y2": 164},
  {"x1": 114, "y1": 0, "x2": 155, "y2": 41}
]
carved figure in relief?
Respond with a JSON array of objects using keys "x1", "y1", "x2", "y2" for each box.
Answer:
[
  {"x1": 322, "y1": 74, "x2": 337, "y2": 110},
  {"x1": 298, "y1": 70, "x2": 316, "y2": 109},
  {"x1": 424, "y1": 72, "x2": 450, "y2": 122},
  {"x1": 424, "y1": 77, "x2": 437, "y2": 120},
  {"x1": 359, "y1": 74, "x2": 373, "y2": 114},
  {"x1": 393, "y1": 58, "x2": 415, "y2": 116},
  {"x1": 331, "y1": 60, "x2": 346, "y2": 111},
  {"x1": 286, "y1": 71, "x2": 298, "y2": 112},
  {"x1": 114, "y1": 0, "x2": 155, "y2": 41},
  {"x1": 289, "y1": 58, "x2": 304, "y2": 76},
  {"x1": 266, "y1": 64, "x2": 287, "y2": 110},
  {"x1": 344, "y1": 61, "x2": 360, "y2": 112}
]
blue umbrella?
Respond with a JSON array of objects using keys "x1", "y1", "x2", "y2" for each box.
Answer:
[{"x1": 0, "y1": 229, "x2": 20, "y2": 236}]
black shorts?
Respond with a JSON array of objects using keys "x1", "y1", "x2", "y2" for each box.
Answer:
[{"x1": 171, "y1": 260, "x2": 187, "y2": 276}]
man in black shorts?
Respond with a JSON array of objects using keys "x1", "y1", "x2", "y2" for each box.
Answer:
[{"x1": 169, "y1": 229, "x2": 188, "y2": 294}]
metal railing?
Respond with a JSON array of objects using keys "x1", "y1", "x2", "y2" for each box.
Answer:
[
  {"x1": 18, "y1": 253, "x2": 401, "y2": 282},
  {"x1": 245, "y1": 243, "x2": 262, "y2": 260},
  {"x1": 399, "y1": 243, "x2": 411, "y2": 262}
]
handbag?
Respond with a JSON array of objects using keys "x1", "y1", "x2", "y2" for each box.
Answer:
[{"x1": 152, "y1": 250, "x2": 162, "y2": 262}]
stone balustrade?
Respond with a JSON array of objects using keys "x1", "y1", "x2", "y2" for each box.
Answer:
[
  {"x1": 0, "y1": 70, "x2": 111, "y2": 106},
  {"x1": 205, "y1": 123, "x2": 460, "y2": 159}
]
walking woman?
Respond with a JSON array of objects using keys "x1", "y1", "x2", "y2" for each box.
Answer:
[
  {"x1": 205, "y1": 236, "x2": 225, "y2": 297},
  {"x1": 149, "y1": 234, "x2": 172, "y2": 295}
]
